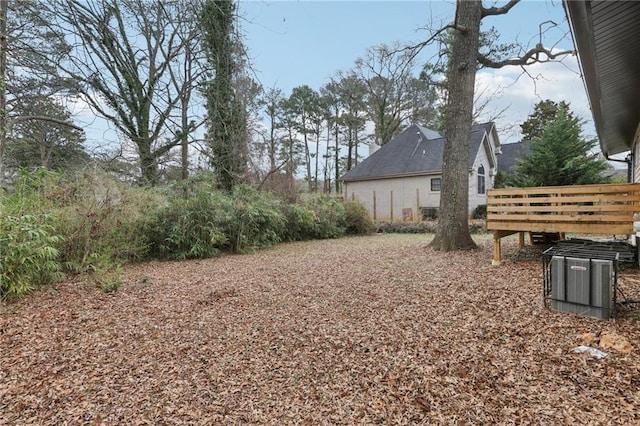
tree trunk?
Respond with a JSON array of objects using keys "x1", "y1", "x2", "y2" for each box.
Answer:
[
  {"x1": 304, "y1": 131, "x2": 312, "y2": 192},
  {"x1": 346, "y1": 127, "x2": 353, "y2": 172},
  {"x1": 334, "y1": 111, "x2": 340, "y2": 193},
  {"x1": 324, "y1": 123, "x2": 330, "y2": 193},
  {"x1": 430, "y1": 0, "x2": 481, "y2": 251},
  {"x1": 314, "y1": 130, "x2": 319, "y2": 192},
  {"x1": 137, "y1": 138, "x2": 158, "y2": 185},
  {"x1": 0, "y1": 0, "x2": 7, "y2": 179},
  {"x1": 180, "y1": 92, "x2": 189, "y2": 180}
]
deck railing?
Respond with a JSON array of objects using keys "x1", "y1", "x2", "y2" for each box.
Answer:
[
  {"x1": 486, "y1": 183, "x2": 640, "y2": 264},
  {"x1": 487, "y1": 183, "x2": 640, "y2": 235}
]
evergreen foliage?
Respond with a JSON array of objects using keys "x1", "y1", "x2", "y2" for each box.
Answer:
[
  {"x1": 149, "y1": 176, "x2": 234, "y2": 259},
  {"x1": 509, "y1": 105, "x2": 609, "y2": 187},
  {"x1": 520, "y1": 100, "x2": 574, "y2": 141},
  {"x1": 6, "y1": 97, "x2": 88, "y2": 171}
]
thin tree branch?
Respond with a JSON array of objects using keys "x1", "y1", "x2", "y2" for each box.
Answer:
[
  {"x1": 8, "y1": 115, "x2": 83, "y2": 132},
  {"x1": 481, "y1": 0, "x2": 521, "y2": 17}
]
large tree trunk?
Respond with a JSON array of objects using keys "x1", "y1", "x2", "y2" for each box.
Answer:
[
  {"x1": 334, "y1": 113, "x2": 340, "y2": 193},
  {"x1": 430, "y1": 0, "x2": 481, "y2": 251},
  {"x1": 138, "y1": 139, "x2": 158, "y2": 185},
  {"x1": 0, "y1": 0, "x2": 7, "y2": 179}
]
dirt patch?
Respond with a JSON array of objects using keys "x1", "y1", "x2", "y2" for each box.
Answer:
[{"x1": 2, "y1": 234, "x2": 640, "y2": 424}]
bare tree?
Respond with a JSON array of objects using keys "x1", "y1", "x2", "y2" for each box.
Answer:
[
  {"x1": 355, "y1": 43, "x2": 439, "y2": 145},
  {"x1": 163, "y1": 0, "x2": 208, "y2": 180},
  {"x1": 45, "y1": 0, "x2": 205, "y2": 185},
  {"x1": 427, "y1": 0, "x2": 573, "y2": 251},
  {"x1": 0, "y1": 0, "x2": 7, "y2": 177}
]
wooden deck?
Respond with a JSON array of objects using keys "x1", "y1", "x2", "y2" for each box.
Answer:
[{"x1": 486, "y1": 183, "x2": 640, "y2": 264}]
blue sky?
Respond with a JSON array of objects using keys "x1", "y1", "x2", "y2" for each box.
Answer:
[
  {"x1": 237, "y1": 0, "x2": 593, "y2": 145},
  {"x1": 75, "y1": 1, "x2": 600, "y2": 161}
]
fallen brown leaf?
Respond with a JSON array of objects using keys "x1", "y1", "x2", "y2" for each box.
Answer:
[{"x1": 1, "y1": 234, "x2": 640, "y2": 425}]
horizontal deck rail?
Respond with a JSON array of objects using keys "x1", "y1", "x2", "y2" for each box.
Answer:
[{"x1": 486, "y1": 183, "x2": 640, "y2": 264}]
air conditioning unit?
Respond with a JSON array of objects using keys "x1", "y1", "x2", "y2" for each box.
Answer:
[{"x1": 550, "y1": 256, "x2": 614, "y2": 319}]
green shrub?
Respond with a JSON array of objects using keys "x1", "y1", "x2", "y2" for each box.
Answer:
[
  {"x1": 2, "y1": 168, "x2": 66, "y2": 215},
  {"x1": 150, "y1": 181, "x2": 287, "y2": 258},
  {"x1": 87, "y1": 253, "x2": 123, "y2": 293},
  {"x1": 473, "y1": 204, "x2": 487, "y2": 219},
  {"x1": 281, "y1": 203, "x2": 317, "y2": 241},
  {"x1": 0, "y1": 214, "x2": 63, "y2": 300},
  {"x1": 4, "y1": 169, "x2": 155, "y2": 272},
  {"x1": 302, "y1": 195, "x2": 346, "y2": 239},
  {"x1": 469, "y1": 221, "x2": 486, "y2": 234},
  {"x1": 149, "y1": 178, "x2": 232, "y2": 260},
  {"x1": 229, "y1": 185, "x2": 285, "y2": 253},
  {"x1": 375, "y1": 222, "x2": 435, "y2": 234},
  {"x1": 343, "y1": 200, "x2": 373, "y2": 235}
]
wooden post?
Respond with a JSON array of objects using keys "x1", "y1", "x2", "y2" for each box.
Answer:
[
  {"x1": 373, "y1": 191, "x2": 377, "y2": 221},
  {"x1": 519, "y1": 232, "x2": 525, "y2": 248},
  {"x1": 492, "y1": 231, "x2": 502, "y2": 266},
  {"x1": 390, "y1": 190, "x2": 394, "y2": 222}
]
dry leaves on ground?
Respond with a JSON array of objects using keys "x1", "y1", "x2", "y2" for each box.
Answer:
[{"x1": 1, "y1": 234, "x2": 640, "y2": 425}]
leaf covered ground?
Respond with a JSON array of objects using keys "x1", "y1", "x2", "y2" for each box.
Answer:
[{"x1": 2, "y1": 234, "x2": 640, "y2": 425}]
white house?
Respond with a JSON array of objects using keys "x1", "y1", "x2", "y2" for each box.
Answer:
[{"x1": 342, "y1": 122, "x2": 500, "y2": 222}]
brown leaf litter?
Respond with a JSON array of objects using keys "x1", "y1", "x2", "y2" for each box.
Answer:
[{"x1": 2, "y1": 234, "x2": 640, "y2": 425}]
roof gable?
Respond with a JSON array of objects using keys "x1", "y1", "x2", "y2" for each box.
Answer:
[{"x1": 342, "y1": 122, "x2": 496, "y2": 182}]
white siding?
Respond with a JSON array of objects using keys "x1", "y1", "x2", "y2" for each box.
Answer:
[
  {"x1": 344, "y1": 132, "x2": 498, "y2": 221},
  {"x1": 345, "y1": 175, "x2": 440, "y2": 222},
  {"x1": 468, "y1": 139, "x2": 493, "y2": 213}
]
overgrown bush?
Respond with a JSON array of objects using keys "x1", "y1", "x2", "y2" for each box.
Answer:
[
  {"x1": 0, "y1": 214, "x2": 63, "y2": 300},
  {"x1": 302, "y1": 195, "x2": 346, "y2": 239},
  {"x1": 343, "y1": 200, "x2": 373, "y2": 235},
  {"x1": 0, "y1": 168, "x2": 370, "y2": 300},
  {"x1": 55, "y1": 174, "x2": 158, "y2": 270},
  {"x1": 2, "y1": 169, "x2": 156, "y2": 286},
  {"x1": 281, "y1": 203, "x2": 317, "y2": 242},
  {"x1": 149, "y1": 180, "x2": 286, "y2": 258},
  {"x1": 148, "y1": 176, "x2": 232, "y2": 260},
  {"x1": 473, "y1": 204, "x2": 487, "y2": 219},
  {"x1": 228, "y1": 185, "x2": 285, "y2": 253}
]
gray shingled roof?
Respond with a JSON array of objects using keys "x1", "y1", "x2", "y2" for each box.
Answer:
[
  {"x1": 342, "y1": 122, "x2": 494, "y2": 182},
  {"x1": 497, "y1": 141, "x2": 530, "y2": 175}
]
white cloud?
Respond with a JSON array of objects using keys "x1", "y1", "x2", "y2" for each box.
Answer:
[{"x1": 474, "y1": 55, "x2": 594, "y2": 145}]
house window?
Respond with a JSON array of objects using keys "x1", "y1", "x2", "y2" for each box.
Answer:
[
  {"x1": 431, "y1": 178, "x2": 441, "y2": 191},
  {"x1": 477, "y1": 165, "x2": 486, "y2": 194}
]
